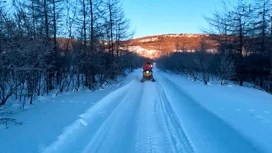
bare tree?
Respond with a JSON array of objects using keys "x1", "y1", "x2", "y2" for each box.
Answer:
[
  {"x1": 218, "y1": 53, "x2": 236, "y2": 85},
  {"x1": 193, "y1": 38, "x2": 214, "y2": 85},
  {"x1": 0, "y1": 0, "x2": 136, "y2": 107}
]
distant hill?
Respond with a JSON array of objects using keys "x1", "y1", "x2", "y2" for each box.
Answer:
[
  {"x1": 121, "y1": 34, "x2": 219, "y2": 59},
  {"x1": 56, "y1": 34, "x2": 219, "y2": 60}
]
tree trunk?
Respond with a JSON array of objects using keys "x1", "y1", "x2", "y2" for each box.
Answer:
[
  {"x1": 83, "y1": 0, "x2": 87, "y2": 51},
  {"x1": 43, "y1": 0, "x2": 49, "y2": 38},
  {"x1": 90, "y1": 0, "x2": 94, "y2": 53}
]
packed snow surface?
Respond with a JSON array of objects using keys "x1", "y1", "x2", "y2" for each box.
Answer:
[{"x1": 1, "y1": 65, "x2": 272, "y2": 153}]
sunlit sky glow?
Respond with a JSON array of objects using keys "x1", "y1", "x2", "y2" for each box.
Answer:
[{"x1": 122, "y1": 0, "x2": 223, "y2": 38}]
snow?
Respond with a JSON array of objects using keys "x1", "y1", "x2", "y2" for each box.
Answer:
[
  {"x1": 0, "y1": 79, "x2": 134, "y2": 153},
  {"x1": 159, "y1": 71, "x2": 272, "y2": 152},
  {"x1": 125, "y1": 46, "x2": 160, "y2": 58},
  {"x1": 156, "y1": 73, "x2": 266, "y2": 153},
  {"x1": 126, "y1": 46, "x2": 159, "y2": 55},
  {"x1": 139, "y1": 37, "x2": 158, "y2": 42},
  {"x1": 1, "y1": 66, "x2": 272, "y2": 153}
]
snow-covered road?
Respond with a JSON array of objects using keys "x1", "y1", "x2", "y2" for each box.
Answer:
[{"x1": 40, "y1": 69, "x2": 265, "y2": 153}]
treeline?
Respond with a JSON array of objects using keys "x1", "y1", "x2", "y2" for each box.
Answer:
[
  {"x1": 0, "y1": 0, "x2": 144, "y2": 106},
  {"x1": 157, "y1": 0, "x2": 272, "y2": 93}
]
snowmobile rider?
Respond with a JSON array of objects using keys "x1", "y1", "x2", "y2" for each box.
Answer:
[
  {"x1": 143, "y1": 61, "x2": 153, "y2": 71},
  {"x1": 141, "y1": 60, "x2": 155, "y2": 82}
]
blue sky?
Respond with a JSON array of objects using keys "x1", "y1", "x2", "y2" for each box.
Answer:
[{"x1": 122, "y1": 0, "x2": 223, "y2": 38}]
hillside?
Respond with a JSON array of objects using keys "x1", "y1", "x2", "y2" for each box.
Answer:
[
  {"x1": 56, "y1": 34, "x2": 219, "y2": 60},
  {"x1": 122, "y1": 34, "x2": 219, "y2": 59}
]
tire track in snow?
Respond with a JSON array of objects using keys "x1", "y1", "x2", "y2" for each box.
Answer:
[
  {"x1": 42, "y1": 69, "x2": 265, "y2": 153},
  {"x1": 157, "y1": 71, "x2": 265, "y2": 153},
  {"x1": 156, "y1": 82, "x2": 195, "y2": 153},
  {"x1": 132, "y1": 82, "x2": 174, "y2": 153},
  {"x1": 41, "y1": 79, "x2": 139, "y2": 153},
  {"x1": 81, "y1": 80, "x2": 145, "y2": 153}
]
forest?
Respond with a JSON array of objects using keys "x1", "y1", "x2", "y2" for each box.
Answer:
[
  {"x1": 157, "y1": 0, "x2": 272, "y2": 93},
  {"x1": 0, "y1": 0, "x2": 272, "y2": 108},
  {"x1": 0, "y1": 0, "x2": 145, "y2": 106}
]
